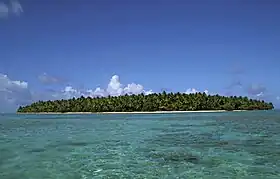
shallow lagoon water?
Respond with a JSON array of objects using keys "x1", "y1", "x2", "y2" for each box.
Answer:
[{"x1": 1, "y1": 111, "x2": 280, "y2": 178}]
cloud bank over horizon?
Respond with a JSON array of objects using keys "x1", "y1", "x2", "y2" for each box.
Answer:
[
  {"x1": 0, "y1": 74, "x2": 32, "y2": 111},
  {"x1": 60, "y1": 75, "x2": 154, "y2": 99},
  {"x1": 0, "y1": 73, "x2": 278, "y2": 112},
  {"x1": 0, "y1": 73, "x2": 156, "y2": 112}
]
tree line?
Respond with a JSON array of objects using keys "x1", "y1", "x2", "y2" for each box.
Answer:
[{"x1": 17, "y1": 92, "x2": 274, "y2": 113}]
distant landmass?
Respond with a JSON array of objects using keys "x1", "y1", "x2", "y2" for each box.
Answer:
[{"x1": 17, "y1": 92, "x2": 274, "y2": 113}]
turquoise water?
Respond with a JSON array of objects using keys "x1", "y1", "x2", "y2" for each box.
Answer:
[{"x1": 1, "y1": 111, "x2": 280, "y2": 178}]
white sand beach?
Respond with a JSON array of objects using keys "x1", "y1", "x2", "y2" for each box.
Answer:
[{"x1": 18, "y1": 110, "x2": 247, "y2": 114}]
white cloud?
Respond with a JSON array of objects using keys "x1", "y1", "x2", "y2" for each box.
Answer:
[
  {"x1": 106, "y1": 75, "x2": 146, "y2": 95},
  {"x1": 185, "y1": 88, "x2": 198, "y2": 94},
  {"x1": 0, "y1": 74, "x2": 27, "y2": 90},
  {"x1": 184, "y1": 88, "x2": 209, "y2": 95},
  {"x1": 46, "y1": 75, "x2": 153, "y2": 100},
  {"x1": 124, "y1": 83, "x2": 144, "y2": 95},
  {"x1": 256, "y1": 92, "x2": 264, "y2": 97},
  {"x1": 61, "y1": 86, "x2": 83, "y2": 99},
  {"x1": 107, "y1": 75, "x2": 124, "y2": 96},
  {"x1": 144, "y1": 90, "x2": 154, "y2": 95},
  {"x1": 87, "y1": 88, "x2": 107, "y2": 97},
  {"x1": 89, "y1": 75, "x2": 152, "y2": 97},
  {"x1": 204, "y1": 90, "x2": 209, "y2": 95},
  {"x1": 277, "y1": 96, "x2": 280, "y2": 101}
]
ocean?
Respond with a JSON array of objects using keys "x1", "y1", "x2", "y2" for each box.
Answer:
[{"x1": 0, "y1": 111, "x2": 280, "y2": 178}]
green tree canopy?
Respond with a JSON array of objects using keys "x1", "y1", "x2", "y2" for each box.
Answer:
[{"x1": 17, "y1": 92, "x2": 274, "y2": 113}]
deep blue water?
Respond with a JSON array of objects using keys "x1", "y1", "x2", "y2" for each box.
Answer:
[{"x1": 1, "y1": 111, "x2": 280, "y2": 178}]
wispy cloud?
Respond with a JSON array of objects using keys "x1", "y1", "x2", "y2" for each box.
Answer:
[
  {"x1": 226, "y1": 62, "x2": 245, "y2": 95},
  {"x1": 0, "y1": 2, "x2": 9, "y2": 18},
  {"x1": 38, "y1": 73, "x2": 67, "y2": 85},
  {"x1": 226, "y1": 79, "x2": 243, "y2": 89},
  {"x1": 225, "y1": 63, "x2": 278, "y2": 104},
  {"x1": 0, "y1": 0, "x2": 23, "y2": 18},
  {"x1": 247, "y1": 84, "x2": 266, "y2": 96}
]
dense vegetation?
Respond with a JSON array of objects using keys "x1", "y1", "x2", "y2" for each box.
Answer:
[{"x1": 17, "y1": 92, "x2": 274, "y2": 113}]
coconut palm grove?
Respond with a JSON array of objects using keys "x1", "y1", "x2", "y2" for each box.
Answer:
[{"x1": 17, "y1": 92, "x2": 274, "y2": 113}]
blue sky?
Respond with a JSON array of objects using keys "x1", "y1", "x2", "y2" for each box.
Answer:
[{"x1": 0, "y1": 0, "x2": 280, "y2": 111}]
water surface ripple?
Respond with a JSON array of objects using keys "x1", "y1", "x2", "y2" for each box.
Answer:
[{"x1": 1, "y1": 111, "x2": 280, "y2": 178}]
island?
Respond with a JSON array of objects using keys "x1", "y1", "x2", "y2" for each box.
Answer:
[{"x1": 17, "y1": 92, "x2": 274, "y2": 113}]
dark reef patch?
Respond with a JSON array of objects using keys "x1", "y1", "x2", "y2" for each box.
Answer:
[
  {"x1": 27, "y1": 148, "x2": 46, "y2": 153},
  {"x1": 148, "y1": 151, "x2": 200, "y2": 164}
]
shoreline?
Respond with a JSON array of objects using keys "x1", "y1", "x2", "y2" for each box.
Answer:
[{"x1": 17, "y1": 110, "x2": 248, "y2": 114}]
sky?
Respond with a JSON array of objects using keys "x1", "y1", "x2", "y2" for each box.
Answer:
[{"x1": 0, "y1": 0, "x2": 280, "y2": 112}]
